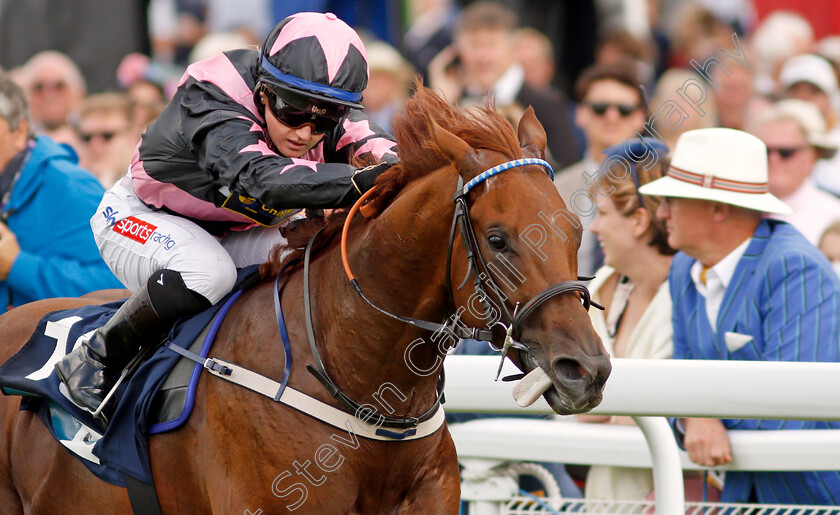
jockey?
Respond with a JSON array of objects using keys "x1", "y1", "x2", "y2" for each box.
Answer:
[{"x1": 55, "y1": 12, "x2": 398, "y2": 422}]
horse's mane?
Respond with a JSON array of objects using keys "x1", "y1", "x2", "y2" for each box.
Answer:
[{"x1": 260, "y1": 80, "x2": 522, "y2": 279}]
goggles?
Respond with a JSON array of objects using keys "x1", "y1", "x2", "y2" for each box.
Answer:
[{"x1": 262, "y1": 84, "x2": 349, "y2": 134}]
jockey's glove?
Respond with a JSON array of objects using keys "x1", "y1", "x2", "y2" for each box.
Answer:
[{"x1": 351, "y1": 161, "x2": 395, "y2": 195}]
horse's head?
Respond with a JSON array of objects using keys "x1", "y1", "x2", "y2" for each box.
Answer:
[{"x1": 430, "y1": 107, "x2": 611, "y2": 414}]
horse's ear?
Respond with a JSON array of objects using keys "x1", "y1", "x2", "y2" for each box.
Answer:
[
  {"x1": 429, "y1": 118, "x2": 476, "y2": 172},
  {"x1": 517, "y1": 106, "x2": 547, "y2": 159}
]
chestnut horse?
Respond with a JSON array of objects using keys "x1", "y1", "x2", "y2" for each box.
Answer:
[{"x1": 0, "y1": 85, "x2": 610, "y2": 514}]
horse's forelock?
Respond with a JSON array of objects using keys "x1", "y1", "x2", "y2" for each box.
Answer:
[{"x1": 367, "y1": 82, "x2": 523, "y2": 208}]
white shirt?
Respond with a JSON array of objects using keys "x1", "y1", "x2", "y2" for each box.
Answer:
[
  {"x1": 770, "y1": 178, "x2": 840, "y2": 245},
  {"x1": 462, "y1": 64, "x2": 525, "y2": 107},
  {"x1": 690, "y1": 238, "x2": 751, "y2": 331},
  {"x1": 492, "y1": 64, "x2": 525, "y2": 105}
]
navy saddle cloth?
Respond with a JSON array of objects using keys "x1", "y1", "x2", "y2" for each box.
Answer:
[{"x1": 0, "y1": 265, "x2": 261, "y2": 487}]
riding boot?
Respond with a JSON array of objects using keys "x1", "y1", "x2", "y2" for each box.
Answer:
[{"x1": 54, "y1": 269, "x2": 211, "y2": 423}]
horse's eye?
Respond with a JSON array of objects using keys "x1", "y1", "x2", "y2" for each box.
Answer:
[{"x1": 487, "y1": 234, "x2": 507, "y2": 251}]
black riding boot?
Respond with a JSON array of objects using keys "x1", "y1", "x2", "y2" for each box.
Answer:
[{"x1": 54, "y1": 269, "x2": 211, "y2": 423}]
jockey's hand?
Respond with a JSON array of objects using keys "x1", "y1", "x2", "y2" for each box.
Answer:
[
  {"x1": 0, "y1": 222, "x2": 20, "y2": 281},
  {"x1": 351, "y1": 162, "x2": 394, "y2": 194},
  {"x1": 683, "y1": 417, "x2": 732, "y2": 467}
]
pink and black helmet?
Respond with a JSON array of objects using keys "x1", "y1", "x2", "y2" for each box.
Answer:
[{"x1": 258, "y1": 12, "x2": 369, "y2": 109}]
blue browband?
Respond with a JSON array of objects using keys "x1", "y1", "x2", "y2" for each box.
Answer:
[
  {"x1": 260, "y1": 56, "x2": 363, "y2": 103},
  {"x1": 462, "y1": 158, "x2": 555, "y2": 195}
]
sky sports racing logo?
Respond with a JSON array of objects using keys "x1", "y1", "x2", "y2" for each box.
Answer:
[
  {"x1": 102, "y1": 206, "x2": 119, "y2": 227},
  {"x1": 112, "y1": 216, "x2": 177, "y2": 250}
]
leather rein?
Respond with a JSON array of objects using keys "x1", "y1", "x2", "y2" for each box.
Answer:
[{"x1": 303, "y1": 158, "x2": 600, "y2": 430}]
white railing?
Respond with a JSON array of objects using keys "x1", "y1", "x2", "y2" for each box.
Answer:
[{"x1": 443, "y1": 356, "x2": 840, "y2": 514}]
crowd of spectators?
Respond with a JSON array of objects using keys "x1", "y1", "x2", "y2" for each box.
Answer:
[{"x1": 2, "y1": 0, "x2": 840, "y2": 508}]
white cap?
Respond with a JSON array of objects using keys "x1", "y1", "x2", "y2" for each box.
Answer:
[
  {"x1": 780, "y1": 54, "x2": 840, "y2": 96},
  {"x1": 753, "y1": 99, "x2": 838, "y2": 156}
]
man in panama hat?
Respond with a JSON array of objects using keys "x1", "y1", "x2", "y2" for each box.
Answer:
[{"x1": 639, "y1": 127, "x2": 840, "y2": 505}]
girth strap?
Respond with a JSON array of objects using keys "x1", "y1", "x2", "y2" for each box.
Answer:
[
  {"x1": 168, "y1": 349, "x2": 446, "y2": 440},
  {"x1": 124, "y1": 474, "x2": 164, "y2": 515}
]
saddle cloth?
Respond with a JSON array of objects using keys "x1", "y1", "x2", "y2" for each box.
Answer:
[{"x1": 0, "y1": 265, "x2": 261, "y2": 487}]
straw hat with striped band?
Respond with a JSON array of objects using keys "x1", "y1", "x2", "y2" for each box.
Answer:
[{"x1": 638, "y1": 128, "x2": 793, "y2": 215}]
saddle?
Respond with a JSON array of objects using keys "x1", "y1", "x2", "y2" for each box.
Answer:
[{"x1": 0, "y1": 265, "x2": 262, "y2": 487}]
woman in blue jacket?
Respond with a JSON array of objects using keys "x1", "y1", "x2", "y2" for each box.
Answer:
[{"x1": 0, "y1": 73, "x2": 121, "y2": 310}]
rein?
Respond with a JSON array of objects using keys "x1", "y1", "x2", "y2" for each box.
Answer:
[
  {"x1": 301, "y1": 158, "x2": 600, "y2": 428},
  {"x1": 339, "y1": 188, "x2": 493, "y2": 342},
  {"x1": 305, "y1": 224, "x2": 443, "y2": 430},
  {"x1": 303, "y1": 192, "x2": 451, "y2": 430}
]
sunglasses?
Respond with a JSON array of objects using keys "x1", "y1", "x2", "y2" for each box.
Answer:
[
  {"x1": 79, "y1": 130, "x2": 125, "y2": 143},
  {"x1": 584, "y1": 101, "x2": 642, "y2": 117},
  {"x1": 766, "y1": 146, "x2": 807, "y2": 160},
  {"x1": 32, "y1": 81, "x2": 68, "y2": 93},
  {"x1": 262, "y1": 87, "x2": 347, "y2": 134}
]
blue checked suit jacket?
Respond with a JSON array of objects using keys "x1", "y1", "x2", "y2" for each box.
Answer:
[{"x1": 669, "y1": 219, "x2": 840, "y2": 505}]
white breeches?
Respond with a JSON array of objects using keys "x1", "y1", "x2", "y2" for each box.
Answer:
[{"x1": 91, "y1": 175, "x2": 293, "y2": 304}]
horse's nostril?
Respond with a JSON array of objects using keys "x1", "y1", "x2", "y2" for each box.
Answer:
[{"x1": 552, "y1": 358, "x2": 586, "y2": 381}]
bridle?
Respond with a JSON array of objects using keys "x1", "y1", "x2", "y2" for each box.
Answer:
[
  {"x1": 446, "y1": 159, "x2": 601, "y2": 377},
  {"x1": 304, "y1": 157, "x2": 600, "y2": 430}
]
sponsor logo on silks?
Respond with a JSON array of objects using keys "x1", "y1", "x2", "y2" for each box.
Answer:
[
  {"x1": 221, "y1": 193, "x2": 301, "y2": 227},
  {"x1": 310, "y1": 105, "x2": 327, "y2": 116},
  {"x1": 113, "y1": 216, "x2": 156, "y2": 243},
  {"x1": 102, "y1": 206, "x2": 119, "y2": 228},
  {"x1": 237, "y1": 195, "x2": 261, "y2": 213},
  {"x1": 112, "y1": 216, "x2": 177, "y2": 250},
  {"x1": 149, "y1": 231, "x2": 177, "y2": 250}
]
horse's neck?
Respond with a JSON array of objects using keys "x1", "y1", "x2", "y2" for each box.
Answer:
[{"x1": 316, "y1": 170, "x2": 457, "y2": 417}]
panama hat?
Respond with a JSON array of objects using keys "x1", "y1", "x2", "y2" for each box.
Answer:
[{"x1": 638, "y1": 128, "x2": 793, "y2": 214}]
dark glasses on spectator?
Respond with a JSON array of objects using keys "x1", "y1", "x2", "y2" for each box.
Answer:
[
  {"x1": 584, "y1": 102, "x2": 642, "y2": 117},
  {"x1": 32, "y1": 81, "x2": 68, "y2": 93},
  {"x1": 79, "y1": 130, "x2": 123, "y2": 143},
  {"x1": 262, "y1": 86, "x2": 347, "y2": 134},
  {"x1": 766, "y1": 146, "x2": 807, "y2": 160}
]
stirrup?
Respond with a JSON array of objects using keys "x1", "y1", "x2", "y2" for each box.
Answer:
[{"x1": 91, "y1": 340, "x2": 165, "y2": 425}]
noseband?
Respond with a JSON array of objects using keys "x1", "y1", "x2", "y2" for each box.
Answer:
[{"x1": 306, "y1": 158, "x2": 599, "y2": 430}]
